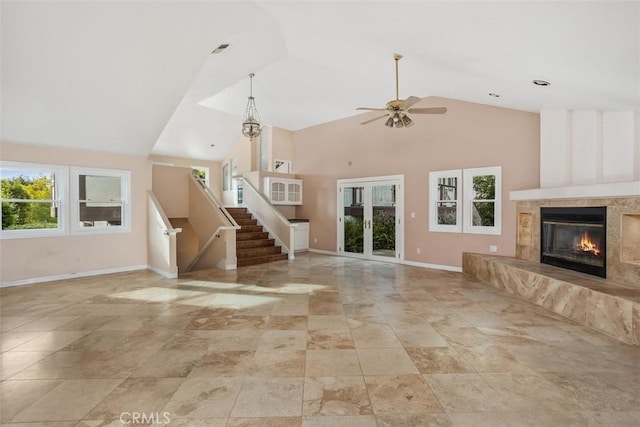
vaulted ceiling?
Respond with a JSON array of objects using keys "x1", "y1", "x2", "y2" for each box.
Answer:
[{"x1": 2, "y1": 1, "x2": 638, "y2": 161}]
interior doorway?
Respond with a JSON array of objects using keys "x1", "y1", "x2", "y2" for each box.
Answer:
[{"x1": 337, "y1": 175, "x2": 404, "y2": 262}]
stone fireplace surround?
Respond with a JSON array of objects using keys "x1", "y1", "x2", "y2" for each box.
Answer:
[
  {"x1": 464, "y1": 193, "x2": 640, "y2": 346},
  {"x1": 516, "y1": 197, "x2": 639, "y2": 287}
]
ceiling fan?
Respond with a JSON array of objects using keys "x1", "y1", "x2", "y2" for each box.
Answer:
[{"x1": 357, "y1": 53, "x2": 447, "y2": 128}]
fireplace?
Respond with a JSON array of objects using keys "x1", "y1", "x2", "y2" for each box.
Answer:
[{"x1": 540, "y1": 206, "x2": 607, "y2": 278}]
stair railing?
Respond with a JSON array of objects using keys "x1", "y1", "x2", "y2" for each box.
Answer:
[
  {"x1": 185, "y1": 175, "x2": 240, "y2": 271},
  {"x1": 147, "y1": 191, "x2": 181, "y2": 278},
  {"x1": 237, "y1": 176, "x2": 296, "y2": 259}
]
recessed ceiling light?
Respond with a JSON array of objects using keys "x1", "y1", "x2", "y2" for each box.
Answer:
[
  {"x1": 210, "y1": 144, "x2": 215, "y2": 147},
  {"x1": 533, "y1": 79, "x2": 550, "y2": 86},
  {"x1": 489, "y1": 93, "x2": 500, "y2": 98},
  {"x1": 211, "y1": 44, "x2": 229, "y2": 54}
]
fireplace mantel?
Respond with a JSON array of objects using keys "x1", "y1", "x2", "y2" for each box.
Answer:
[{"x1": 510, "y1": 181, "x2": 640, "y2": 201}]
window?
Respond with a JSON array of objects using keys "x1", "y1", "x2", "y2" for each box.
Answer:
[
  {"x1": 260, "y1": 126, "x2": 270, "y2": 171},
  {"x1": 429, "y1": 169, "x2": 462, "y2": 232},
  {"x1": 191, "y1": 166, "x2": 209, "y2": 187},
  {"x1": 463, "y1": 166, "x2": 501, "y2": 235},
  {"x1": 71, "y1": 167, "x2": 130, "y2": 233},
  {"x1": 231, "y1": 156, "x2": 238, "y2": 176},
  {"x1": 1, "y1": 161, "x2": 67, "y2": 238},
  {"x1": 230, "y1": 156, "x2": 238, "y2": 194},
  {"x1": 222, "y1": 163, "x2": 229, "y2": 191}
]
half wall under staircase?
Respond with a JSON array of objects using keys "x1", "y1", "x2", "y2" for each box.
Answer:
[
  {"x1": 168, "y1": 218, "x2": 198, "y2": 273},
  {"x1": 226, "y1": 207, "x2": 288, "y2": 267}
]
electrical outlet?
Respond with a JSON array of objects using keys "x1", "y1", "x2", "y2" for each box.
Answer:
[
  {"x1": 411, "y1": 212, "x2": 415, "y2": 218},
  {"x1": 313, "y1": 238, "x2": 318, "y2": 244},
  {"x1": 416, "y1": 247, "x2": 421, "y2": 254},
  {"x1": 489, "y1": 245, "x2": 498, "y2": 253}
]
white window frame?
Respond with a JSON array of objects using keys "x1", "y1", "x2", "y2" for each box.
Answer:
[
  {"x1": 191, "y1": 166, "x2": 210, "y2": 187},
  {"x1": 463, "y1": 166, "x2": 502, "y2": 235},
  {"x1": 429, "y1": 169, "x2": 462, "y2": 233},
  {"x1": 70, "y1": 167, "x2": 131, "y2": 234},
  {"x1": 0, "y1": 161, "x2": 68, "y2": 239}
]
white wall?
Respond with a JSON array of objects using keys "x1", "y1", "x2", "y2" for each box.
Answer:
[{"x1": 540, "y1": 109, "x2": 639, "y2": 188}]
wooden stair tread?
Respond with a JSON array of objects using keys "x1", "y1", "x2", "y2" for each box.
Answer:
[
  {"x1": 237, "y1": 253, "x2": 288, "y2": 267},
  {"x1": 237, "y1": 238, "x2": 275, "y2": 249},
  {"x1": 237, "y1": 246, "x2": 282, "y2": 258},
  {"x1": 236, "y1": 231, "x2": 269, "y2": 241},
  {"x1": 225, "y1": 207, "x2": 288, "y2": 268}
]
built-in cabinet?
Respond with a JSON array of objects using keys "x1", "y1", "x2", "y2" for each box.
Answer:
[{"x1": 264, "y1": 177, "x2": 303, "y2": 205}]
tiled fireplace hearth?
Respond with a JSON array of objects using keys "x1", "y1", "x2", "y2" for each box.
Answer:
[{"x1": 464, "y1": 196, "x2": 640, "y2": 346}]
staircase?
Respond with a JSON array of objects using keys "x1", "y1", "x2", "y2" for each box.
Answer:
[{"x1": 226, "y1": 207, "x2": 289, "y2": 267}]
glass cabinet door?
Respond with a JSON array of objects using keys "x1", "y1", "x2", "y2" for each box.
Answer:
[
  {"x1": 271, "y1": 182, "x2": 286, "y2": 202},
  {"x1": 287, "y1": 182, "x2": 301, "y2": 203}
]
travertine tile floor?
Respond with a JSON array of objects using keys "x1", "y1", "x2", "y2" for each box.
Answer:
[{"x1": 1, "y1": 253, "x2": 638, "y2": 426}]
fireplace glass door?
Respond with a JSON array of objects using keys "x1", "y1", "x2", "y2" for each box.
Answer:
[
  {"x1": 540, "y1": 206, "x2": 606, "y2": 278},
  {"x1": 542, "y1": 222, "x2": 604, "y2": 267}
]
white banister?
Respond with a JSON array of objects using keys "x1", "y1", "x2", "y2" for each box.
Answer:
[{"x1": 147, "y1": 191, "x2": 180, "y2": 278}]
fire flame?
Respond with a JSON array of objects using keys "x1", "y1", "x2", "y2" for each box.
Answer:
[{"x1": 576, "y1": 232, "x2": 600, "y2": 256}]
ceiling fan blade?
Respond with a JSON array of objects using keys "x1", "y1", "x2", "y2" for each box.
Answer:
[
  {"x1": 360, "y1": 114, "x2": 389, "y2": 125},
  {"x1": 407, "y1": 107, "x2": 448, "y2": 114},
  {"x1": 401, "y1": 96, "x2": 422, "y2": 109},
  {"x1": 356, "y1": 107, "x2": 388, "y2": 111}
]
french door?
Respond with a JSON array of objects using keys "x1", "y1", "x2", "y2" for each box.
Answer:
[{"x1": 337, "y1": 175, "x2": 403, "y2": 262}]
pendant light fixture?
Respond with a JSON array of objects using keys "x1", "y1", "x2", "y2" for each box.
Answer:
[{"x1": 241, "y1": 73, "x2": 261, "y2": 139}]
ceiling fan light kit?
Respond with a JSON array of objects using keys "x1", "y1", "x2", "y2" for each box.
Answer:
[
  {"x1": 242, "y1": 73, "x2": 262, "y2": 139},
  {"x1": 357, "y1": 53, "x2": 447, "y2": 127},
  {"x1": 385, "y1": 111, "x2": 413, "y2": 128}
]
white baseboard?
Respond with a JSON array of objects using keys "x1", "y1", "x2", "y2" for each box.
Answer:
[
  {"x1": 216, "y1": 259, "x2": 237, "y2": 270},
  {"x1": 0, "y1": 264, "x2": 150, "y2": 288},
  {"x1": 402, "y1": 259, "x2": 462, "y2": 272},
  {"x1": 147, "y1": 265, "x2": 178, "y2": 279},
  {"x1": 308, "y1": 248, "x2": 339, "y2": 256},
  {"x1": 309, "y1": 249, "x2": 461, "y2": 272}
]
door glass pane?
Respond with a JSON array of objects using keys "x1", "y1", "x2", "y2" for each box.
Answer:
[
  {"x1": 343, "y1": 186, "x2": 364, "y2": 254},
  {"x1": 372, "y1": 184, "x2": 396, "y2": 258}
]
